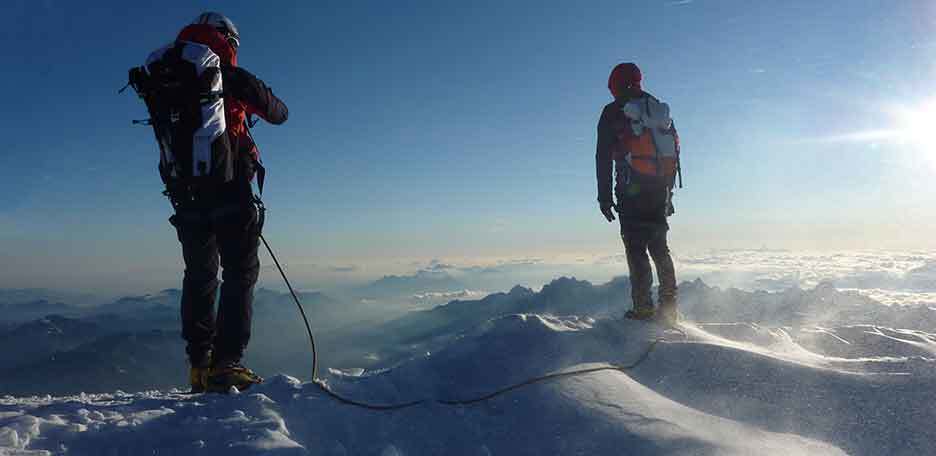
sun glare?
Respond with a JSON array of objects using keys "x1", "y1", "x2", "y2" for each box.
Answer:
[
  {"x1": 890, "y1": 99, "x2": 936, "y2": 154},
  {"x1": 895, "y1": 100, "x2": 936, "y2": 147},
  {"x1": 881, "y1": 98, "x2": 936, "y2": 173}
]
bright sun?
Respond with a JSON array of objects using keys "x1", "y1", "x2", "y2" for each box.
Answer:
[
  {"x1": 883, "y1": 98, "x2": 936, "y2": 173},
  {"x1": 890, "y1": 99, "x2": 936, "y2": 153}
]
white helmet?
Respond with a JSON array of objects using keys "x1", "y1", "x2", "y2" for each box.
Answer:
[{"x1": 192, "y1": 12, "x2": 240, "y2": 48}]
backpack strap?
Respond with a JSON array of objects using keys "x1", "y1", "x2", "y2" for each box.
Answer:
[
  {"x1": 645, "y1": 96, "x2": 664, "y2": 178},
  {"x1": 243, "y1": 117, "x2": 265, "y2": 196},
  {"x1": 254, "y1": 158, "x2": 266, "y2": 196},
  {"x1": 243, "y1": 117, "x2": 267, "y2": 233},
  {"x1": 674, "y1": 122, "x2": 683, "y2": 189}
]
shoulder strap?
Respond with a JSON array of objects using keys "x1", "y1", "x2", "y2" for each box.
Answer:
[{"x1": 243, "y1": 119, "x2": 265, "y2": 196}]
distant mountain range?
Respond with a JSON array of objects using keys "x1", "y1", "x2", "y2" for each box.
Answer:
[
  {"x1": 1, "y1": 330, "x2": 185, "y2": 396},
  {"x1": 0, "y1": 288, "x2": 98, "y2": 308},
  {"x1": 88, "y1": 289, "x2": 181, "y2": 316},
  {"x1": 354, "y1": 270, "x2": 466, "y2": 299},
  {"x1": 0, "y1": 286, "x2": 395, "y2": 395},
  {"x1": 320, "y1": 275, "x2": 936, "y2": 372},
  {"x1": 2, "y1": 276, "x2": 934, "y2": 396},
  {"x1": 678, "y1": 278, "x2": 936, "y2": 330},
  {"x1": 0, "y1": 299, "x2": 83, "y2": 323},
  {"x1": 0, "y1": 289, "x2": 180, "y2": 325},
  {"x1": 0, "y1": 315, "x2": 105, "y2": 367}
]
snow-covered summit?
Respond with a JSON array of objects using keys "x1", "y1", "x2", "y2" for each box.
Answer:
[{"x1": 3, "y1": 310, "x2": 932, "y2": 456}]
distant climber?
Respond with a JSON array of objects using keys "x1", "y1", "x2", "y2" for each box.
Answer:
[
  {"x1": 595, "y1": 62, "x2": 681, "y2": 326},
  {"x1": 125, "y1": 12, "x2": 288, "y2": 392}
]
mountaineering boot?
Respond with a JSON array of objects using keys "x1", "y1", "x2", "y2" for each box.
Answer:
[
  {"x1": 190, "y1": 366, "x2": 211, "y2": 393},
  {"x1": 655, "y1": 303, "x2": 678, "y2": 328},
  {"x1": 189, "y1": 353, "x2": 212, "y2": 393},
  {"x1": 625, "y1": 306, "x2": 656, "y2": 321},
  {"x1": 206, "y1": 362, "x2": 263, "y2": 393}
]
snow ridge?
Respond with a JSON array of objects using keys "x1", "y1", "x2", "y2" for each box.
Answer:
[{"x1": 0, "y1": 314, "x2": 896, "y2": 456}]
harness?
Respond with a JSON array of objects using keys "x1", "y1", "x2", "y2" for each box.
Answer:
[{"x1": 165, "y1": 116, "x2": 267, "y2": 233}]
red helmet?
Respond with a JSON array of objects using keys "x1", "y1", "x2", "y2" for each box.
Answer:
[
  {"x1": 608, "y1": 63, "x2": 642, "y2": 98},
  {"x1": 192, "y1": 12, "x2": 240, "y2": 49}
]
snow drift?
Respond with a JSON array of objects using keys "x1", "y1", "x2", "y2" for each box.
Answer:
[
  {"x1": 2, "y1": 274, "x2": 936, "y2": 455},
  {"x1": 7, "y1": 310, "x2": 934, "y2": 455}
]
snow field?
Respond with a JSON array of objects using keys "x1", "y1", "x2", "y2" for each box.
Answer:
[{"x1": 4, "y1": 314, "x2": 910, "y2": 455}]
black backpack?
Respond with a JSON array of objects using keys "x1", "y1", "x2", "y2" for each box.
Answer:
[{"x1": 126, "y1": 41, "x2": 234, "y2": 193}]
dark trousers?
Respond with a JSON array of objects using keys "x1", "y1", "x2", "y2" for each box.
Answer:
[
  {"x1": 171, "y1": 204, "x2": 260, "y2": 366},
  {"x1": 620, "y1": 221, "x2": 677, "y2": 310}
]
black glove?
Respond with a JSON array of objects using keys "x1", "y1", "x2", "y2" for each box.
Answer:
[{"x1": 600, "y1": 200, "x2": 616, "y2": 222}]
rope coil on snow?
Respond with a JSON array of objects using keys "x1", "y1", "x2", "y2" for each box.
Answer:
[
  {"x1": 262, "y1": 233, "x2": 667, "y2": 410},
  {"x1": 309, "y1": 338, "x2": 662, "y2": 410},
  {"x1": 436, "y1": 338, "x2": 662, "y2": 406}
]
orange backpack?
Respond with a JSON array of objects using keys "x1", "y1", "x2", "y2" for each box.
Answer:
[{"x1": 613, "y1": 95, "x2": 681, "y2": 187}]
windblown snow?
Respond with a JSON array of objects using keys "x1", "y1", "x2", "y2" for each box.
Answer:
[{"x1": 3, "y1": 308, "x2": 934, "y2": 455}]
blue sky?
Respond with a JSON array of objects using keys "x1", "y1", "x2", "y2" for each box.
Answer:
[{"x1": 1, "y1": 0, "x2": 935, "y2": 293}]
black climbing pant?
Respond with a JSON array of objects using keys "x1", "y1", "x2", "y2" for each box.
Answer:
[
  {"x1": 170, "y1": 202, "x2": 260, "y2": 367},
  {"x1": 620, "y1": 221, "x2": 677, "y2": 311}
]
